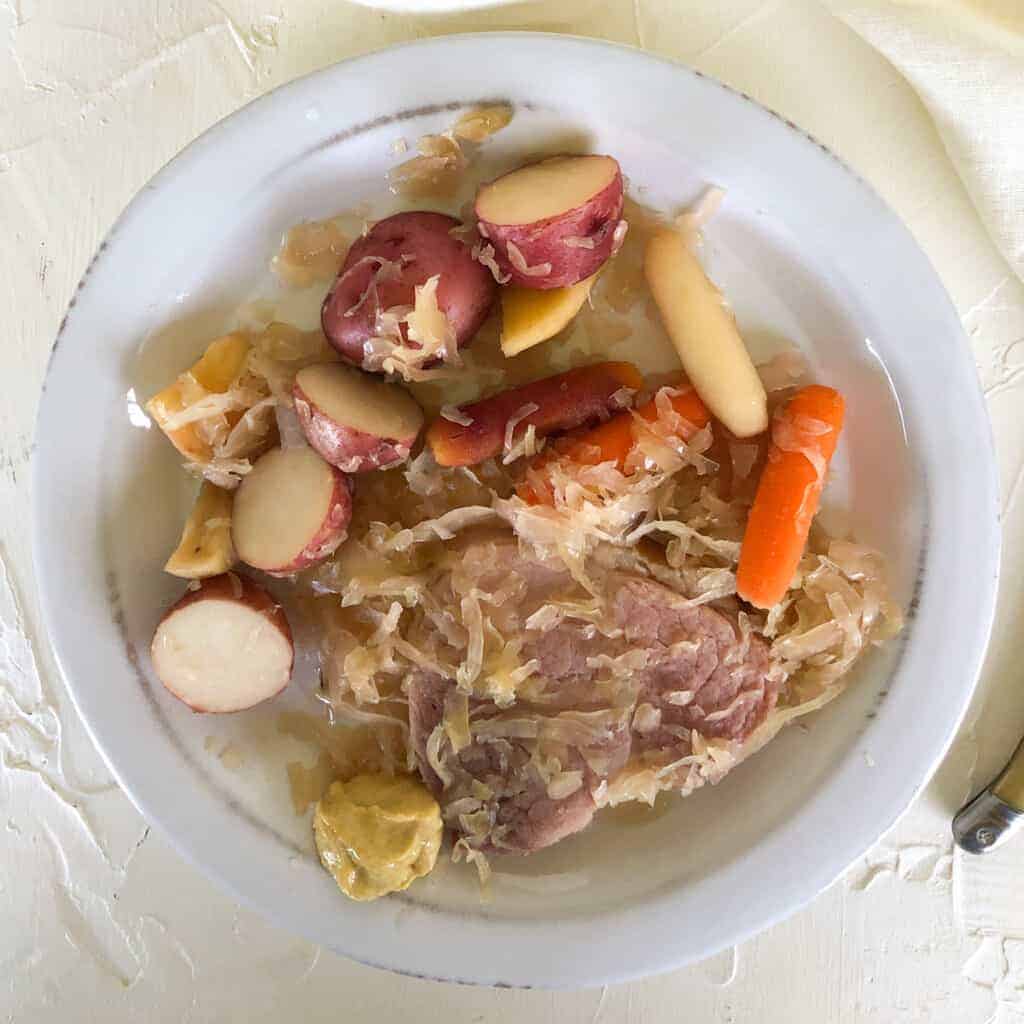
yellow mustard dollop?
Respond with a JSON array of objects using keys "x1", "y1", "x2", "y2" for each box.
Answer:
[{"x1": 313, "y1": 774, "x2": 442, "y2": 901}]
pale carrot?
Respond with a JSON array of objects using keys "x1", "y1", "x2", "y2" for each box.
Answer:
[
  {"x1": 518, "y1": 387, "x2": 711, "y2": 504},
  {"x1": 735, "y1": 385, "x2": 845, "y2": 609}
]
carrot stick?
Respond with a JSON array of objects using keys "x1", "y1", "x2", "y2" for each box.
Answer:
[
  {"x1": 735, "y1": 385, "x2": 845, "y2": 609},
  {"x1": 426, "y1": 362, "x2": 643, "y2": 468},
  {"x1": 518, "y1": 386, "x2": 711, "y2": 504}
]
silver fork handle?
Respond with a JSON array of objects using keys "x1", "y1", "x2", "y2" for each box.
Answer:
[
  {"x1": 954, "y1": 737, "x2": 1024, "y2": 854},
  {"x1": 953, "y1": 789, "x2": 1024, "y2": 853}
]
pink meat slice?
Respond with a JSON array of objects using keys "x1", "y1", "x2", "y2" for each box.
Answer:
[
  {"x1": 452, "y1": 714, "x2": 600, "y2": 853},
  {"x1": 612, "y1": 578, "x2": 778, "y2": 744},
  {"x1": 407, "y1": 671, "x2": 453, "y2": 796},
  {"x1": 406, "y1": 539, "x2": 779, "y2": 855},
  {"x1": 408, "y1": 668, "x2": 629, "y2": 854}
]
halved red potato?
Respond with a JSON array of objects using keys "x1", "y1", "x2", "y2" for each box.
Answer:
[
  {"x1": 475, "y1": 155, "x2": 625, "y2": 290},
  {"x1": 426, "y1": 361, "x2": 643, "y2": 467},
  {"x1": 321, "y1": 211, "x2": 496, "y2": 368},
  {"x1": 232, "y1": 447, "x2": 352, "y2": 575},
  {"x1": 293, "y1": 363, "x2": 424, "y2": 472},
  {"x1": 151, "y1": 574, "x2": 294, "y2": 713}
]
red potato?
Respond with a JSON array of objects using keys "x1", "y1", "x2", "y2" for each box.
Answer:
[
  {"x1": 474, "y1": 155, "x2": 625, "y2": 289},
  {"x1": 321, "y1": 211, "x2": 496, "y2": 368},
  {"x1": 232, "y1": 446, "x2": 352, "y2": 575},
  {"x1": 426, "y1": 361, "x2": 643, "y2": 468},
  {"x1": 293, "y1": 363, "x2": 424, "y2": 473},
  {"x1": 151, "y1": 574, "x2": 294, "y2": 713}
]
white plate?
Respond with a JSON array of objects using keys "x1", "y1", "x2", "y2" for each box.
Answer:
[{"x1": 32, "y1": 34, "x2": 1000, "y2": 988}]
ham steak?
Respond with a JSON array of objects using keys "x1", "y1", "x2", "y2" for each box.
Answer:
[{"x1": 407, "y1": 537, "x2": 779, "y2": 855}]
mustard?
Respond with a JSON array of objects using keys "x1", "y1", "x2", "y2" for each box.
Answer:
[{"x1": 313, "y1": 774, "x2": 442, "y2": 901}]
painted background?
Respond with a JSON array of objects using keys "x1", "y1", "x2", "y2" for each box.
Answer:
[{"x1": 3, "y1": 1, "x2": 1024, "y2": 1019}]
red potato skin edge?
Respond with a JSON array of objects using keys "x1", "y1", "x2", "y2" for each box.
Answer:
[
  {"x1": 151, "y1": 574, "x2": 294, "y2": 713},
  {"x1": 321, "y1": 211, "x2": 497, "y2": 369},
  {"x1": 293, "y1": 382, "x2": 417, "y2": 473},
  {"x1": 426, "y1": 361, "x2": 643, "y2": 468},
  {"x1": 262, "y1": 467, "x2": 353, "y2": 577},
  {"x1": 475, "y1": 167, "x2": 625, "y2": 290}
]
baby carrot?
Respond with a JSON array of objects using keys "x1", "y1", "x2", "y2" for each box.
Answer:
[
  {"x1": 426, "y1": 362, "x2": 643, "y2": 468},
  {"x1": 518, "y1": 387, "x2": 710, "y2": 504},
  {"x1": 735, "y1": 385, "x2": 845, "y2": 609}
]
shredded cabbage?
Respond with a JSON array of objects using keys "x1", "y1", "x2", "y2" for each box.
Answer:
[
  {"x1": 358, "y1": 274, "x2": 463, "y2": 383},
  {"x1": 505, "y1": 241, "x2": 552, "y2": 279},
  {"x1": 150, "y1": 321, "x2": 338, "y2": 489},
  {"x1": 388, "y1": 133, "x2": 466, "y2": 199},
  {"x1": 611, "y1": 219, "x2": 629, "y2": 255},
  {"x1": 441, "y1": 405, "x2": 473, "y2": 426},
  {"x1": 471, "y1": 241, "x2": 511, "y2": 285}
]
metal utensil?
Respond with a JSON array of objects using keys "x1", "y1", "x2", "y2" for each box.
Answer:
[{"x1": 953, "y1": 738, "x2": 1024, "y2": 853}]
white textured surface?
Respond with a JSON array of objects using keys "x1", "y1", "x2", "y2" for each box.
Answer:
[
  {"x1": 828, "y1": 0, "x2": 1024, "y2": 283},
  {"x1": 3, "y1": 1, "x2": 1024, "y2": 1019}
]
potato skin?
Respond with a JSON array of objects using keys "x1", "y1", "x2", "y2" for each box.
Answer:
[
  {"x1": 293, "y1": 379, "x2": 416, "y2": 473},
  {"x1": 321, "y1": 212, "x2": 496, "y2": 368},
  {"x1": 158, "y1": 573, "x2": 292, "y2": 642},
  {"x1": 475, "y1": 166, "x2": 624, "y2": 289}
]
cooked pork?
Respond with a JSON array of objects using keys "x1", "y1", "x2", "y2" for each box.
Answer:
[{"x1": 406, "y1": 534, "x2": 778, "y2": 855}]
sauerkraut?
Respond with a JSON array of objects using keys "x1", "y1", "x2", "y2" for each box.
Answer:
[
  {"x1": 388, "y1": 105, "x2": 512, "y2": 198},
  {"x1": 505, "y1": 241, "x2": 552, "y2": 279},
  {"x1": 273, "y1": 217, "x2": 349, "y2": 288},
  {"x1": 387, "y1": 133, "x2": 466, "y2": 199},
  {"x1": 149, "y1": 321, "x2": 339, "y2": 489},
  {"x1": 451, "y1": 104, "x2": 514, "y2": 143},
  {"x1": 360, "y1": 274, "x2": 462, "y2": 383}
]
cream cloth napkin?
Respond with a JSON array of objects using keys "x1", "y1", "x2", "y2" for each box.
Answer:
[{"x1": 826, "y1": 0, "x2": 1024, "y2": 282}]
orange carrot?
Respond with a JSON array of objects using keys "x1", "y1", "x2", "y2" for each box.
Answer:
[
  {"x1": 735, "y1": 385, "x2": 845, "y2": 609},
  {"x1": 426, "y1": 362, "x2": 643, "y2": 468},
  {"x1": 518, "y1": 387, "x2": 711, "y2": 504}
]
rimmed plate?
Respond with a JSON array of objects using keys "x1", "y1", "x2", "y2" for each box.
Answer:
[{"x1": 32, "y1": 34, "x2": 999, "y2": 988}]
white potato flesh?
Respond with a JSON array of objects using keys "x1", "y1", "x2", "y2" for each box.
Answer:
[
  {"x1": 151, "y1": 577, "x2": 293, "y2": 713},
  {"x1": 500, "y1": 275, "x2": 597, "y2": 356},
  {"x1": 476, "y1": 155, "x2": 620, "y2": 225},
  {"x1": 232, "y1": 446, "x2": 351, "y2": 574},
  {"x1": 294, "y1": 363, "x2": 423, "y2": 441},
  {"x1": 644, "y1": 227, "x2": 768, "y2": 438},
  {"x1": 164, "y1": 481, "x2": 235, "y2": 579}
]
